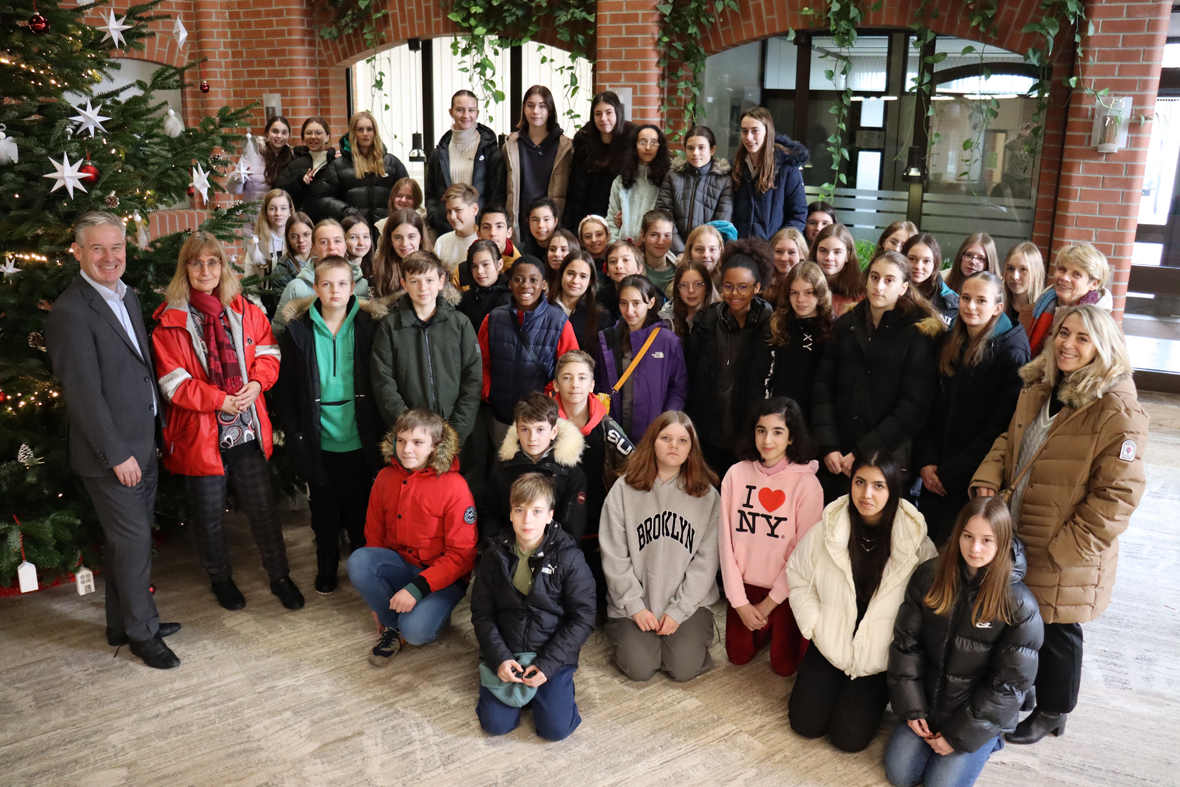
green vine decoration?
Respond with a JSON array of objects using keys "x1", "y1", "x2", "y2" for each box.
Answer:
[
  {"x1": 655, "y1": 0, "x2": 741, "y2": 139},
  {"x1": 315, "y1": 0, "x2": 391, "y2": 109}
]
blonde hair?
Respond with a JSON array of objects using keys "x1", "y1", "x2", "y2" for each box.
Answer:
[
  {"x1": 1054, "y1": 243, "x2": 1111, "y2": 289},
  {"x1": 347, "y1": 111, "x2": 388, "y2": 180},
  {"x1": 680, "y1": 224, "x2": 725, "y2": 267},
  {"x1": 771, "y1": 226, "x2": 809, "y2": 261},
  {"x1": 165, "y1": 231, "x2": 242, "y2": 306},
  {"x1": 1003, "y1": 241, "x2": 1046, "y2": 306},
  {"x1": 1038, "y1": 304, "x2": 1132, "y2": 391},
  {"x1": 253, "y1": 189, "x2": 294, "y2": 256}
]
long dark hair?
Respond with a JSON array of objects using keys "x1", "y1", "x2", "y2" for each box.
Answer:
[
  {"x1": 670, "y1": 260, "x2": 716, "y2": 339},
  {"x1": 868, "y1": 251, "x2": 944, "y2": 326},
  {"x1": 925, "y1": 496, "x2": 1018, "y2": 625},
  {"x1": 847, "y1": 451, "x2": 905, "y2": 613},
  {"x1": 614, "y1": 274, "x2": 662, "y2": 354},
  {"x1": 901, "y1": 232, "x2": 944, "y2": 302},
  {"x1": 620, "y1": 123, "x2": 671, "y2": 189},
  {"x1": 517, "y1": 85, "x2": 559, "y2": 133},
  {"x1": 262, "y1": 115, "x2": 294, "y2": 184},
  {"x1": 939, "y1": 271, "x2": 1005, "y2": 376},
  {"x1": 549, "y1": 250, "x2": 601, "y2": 341},
  {"x1": 810, "y1": 223, "x2": 864, "y2": 300},
  {"x1": 578, "y1": 91, "x2": 631, "y2": 170},
  {"x1": 731, "y1": 106, "x2": 781, "y2": 193},
  {"x1": 734, "y1": 397, "x2": 815, "y2": 464},
  {"x1": 374, "y1": 208, "x2": 431, "y2": 297},
  {"x1": 340, "y1": 215, "x2": 374, "y2": 274}
]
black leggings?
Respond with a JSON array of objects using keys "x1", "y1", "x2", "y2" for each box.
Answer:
[
  {"x1": 788, "y1": 644, "x2": 889, "y2": 752},
  {"x1": 308, "y1": 449, "x2": 373, "y2": 562}
]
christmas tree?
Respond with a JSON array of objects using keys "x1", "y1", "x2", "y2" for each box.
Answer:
[{"x1": 0, "y1": 0, "x2": 256, "y2": 585}]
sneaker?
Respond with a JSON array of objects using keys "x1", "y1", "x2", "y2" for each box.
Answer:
[
  {"x1": 368, "y1": 628, "x2": 403, "y2": 667},
  {"x1": 270, "y1": 576, "x2": 306, "y2": 610},
  {"x1": 314, "y1": 570, "x2": 337, "y2": 595}
]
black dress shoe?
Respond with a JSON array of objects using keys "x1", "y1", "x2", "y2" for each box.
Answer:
[
  {"x1": 270, "y1": 576, "x2": 305, "y2": 610},
  {"x1": 1005, "y1": 708, "x2": 1067, "y2": 744},
  {"x1": 212, "y1": 578, "x2": 246, "y2": 610},
  {"x1": 107, "y1": 622, "x2": 181, "y2": 647},
  {"x1": 128, "y1": 634, "x2": 181, "y2": 669}
]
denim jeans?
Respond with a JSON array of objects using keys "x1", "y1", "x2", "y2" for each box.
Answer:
[
  {"x1": 476, "y1": 664, "x2": 581, "y2": 741},
  {"x1": 347, "y1": 547, "x2": 467, "y2": 645},
  {"x1": 884, "y1": 721, "x2": 1003, "y2": 787}
]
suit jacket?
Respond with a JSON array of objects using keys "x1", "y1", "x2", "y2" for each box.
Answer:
[{"x1": 46, "y1": 275, "x2": 161, "y2": 478}]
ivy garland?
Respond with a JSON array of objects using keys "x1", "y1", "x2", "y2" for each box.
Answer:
[{"x1": 655, "y1": 0, "x2": 741, "y2": 140}]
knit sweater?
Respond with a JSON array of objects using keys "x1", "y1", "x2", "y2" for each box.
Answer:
[
  {"x1": 599, "y1": 473, "x2": 721, "y2": 623},
  {"x1": 448, "y1": 125, "x2": 480, "y2": 188},
  {"x1": 719, "y1": 458, "x2": 824, "y2": 607},
  {"x1": 607, "y1": 165, "x2": 661, "y2": 244}
]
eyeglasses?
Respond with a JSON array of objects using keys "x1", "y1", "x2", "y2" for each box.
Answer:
[
  {"x1": 678, "y1": 281, "x2": 706, "y2": 291},
  {"x1": 187, "y1": 260, "x2": 222, "y2": 272},
  {"x1": 637, "y1": 140, "x2": 660, "y2": 149},
  {"x1": 721, "y1": 283, "x2": 755, "y2": 295},
  {"x1": 961, "y1": 252, "x2": 988, "y2": 264}
]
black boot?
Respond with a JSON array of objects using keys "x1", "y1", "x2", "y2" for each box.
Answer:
[
  {"x1": 315, "y1": 549, "x2": 339, "y2": 595},
  {"x1": 1020, "y1": 687, "x2": 1036, "y2": 713},
  {"x1": 1005, "y1": 708, "x2": 1067, "y2": 744}
]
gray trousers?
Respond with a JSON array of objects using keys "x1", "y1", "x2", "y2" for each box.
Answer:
[
  {"x1": 606, "y1": 606, "x2": 715, "y2": 682},
  {"x1": 81, "y1": 458, "x2": 161, "y2": 642}
]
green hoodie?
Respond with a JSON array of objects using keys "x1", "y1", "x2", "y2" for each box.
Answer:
[
  {"x1": 274, "y1": 259, "x2": 369, "y2": 332},
  {"x1": 311, "y1": 299, "x2": 362, "y2": 452}
]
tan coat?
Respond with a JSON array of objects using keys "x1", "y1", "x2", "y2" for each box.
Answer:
[
  {"x1": 503, "y1": 131, "x2": 574, "y2": 240},
  {"x1": 970, "y1": 355, "x2": 1148, "y2": 624}
]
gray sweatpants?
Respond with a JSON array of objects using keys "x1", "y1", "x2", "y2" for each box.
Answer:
[{"x1": 605, "y1": 607, "x2": 715, "y2": 682}]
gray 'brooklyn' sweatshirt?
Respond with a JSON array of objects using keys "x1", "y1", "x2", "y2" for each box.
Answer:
[{"x1": 599, "y1": 473, "x2": 721, "y2": 622}]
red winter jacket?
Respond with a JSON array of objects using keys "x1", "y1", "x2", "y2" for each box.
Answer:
[
  {"x1": 364, "y1": 422, "x2": 478, "y2": 595},
  {"x1": 151, "y1": 295, "x2": 281, "y2": 476}
]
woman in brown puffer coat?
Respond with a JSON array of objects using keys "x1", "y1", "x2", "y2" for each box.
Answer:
[{"x1": 970, "y1": 304, "x2": 1148, "y2": 745}]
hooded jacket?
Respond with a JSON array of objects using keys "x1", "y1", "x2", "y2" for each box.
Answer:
[
  {"x1": 912, "y1": 314, "x2": 1029, "y2": 497},
  {"x1": 599, "y1": 473, "x2": 721, "y2": 622},
  {"x1": 719, "y1": 458, "x2": 824, "y2": 607},
  {"x1": 658, "y1": 156, "x2": 734, "y2": 254},
  {"x1": 563, "y1": 122, "x2": 636, "y2": 228},
  {"x1": 969, "y1": 354, "x2": 1148, "y2": 624},
  {"x1": 312, "y1": 135, "x2": 410, "y2": 228},
  {"x1": 888, "y1": 542, "x2": 1044, "y2": 754},
  {"x1": 483, "y1": 419, "x2": 588, "y2": 543},
  {"x1": 365, "y1": 422, "x2": 478, "y2": 599},
  {"x1": 503, "y1": 129, "x2": 574, "y2": 241},
  {"x1": 425, "y1": 123, "x2": 507, "y2": 237},
  {"x1": 271, "y1": 296, "x2": 387, "y2": 485},
  {"x1": 685, "y1": 299, "x2": 775, "y2": 451},
  {"x1": 150, "y1": 295, "x2": 281, "y2": 476},
  {"x1": 369, "y1": 292, "x2": 482, "y2": 444},
  {"x1": 594, "y1": 322, "x2": 688, "y2": 443},
  {"x1": 731, "y1": 135, "x2": 809, "y2": 240},
  {"x1": 274, "y1": 259, "x2": 369, "y2": 332},
  {"x1": 274, "y1": 145, "x2": 338, "y2": 224},
  {"x1": 786, "y1": 496, "x2": 938, "y2": 678},
  {"x1": 470, "y1": 521, "x2": 597, "y2": 679},
  {"x1": 811, "y1": 300, "x2": 943, "y2": 469},
  {"x1": 552, "y1": 391, "x2": 634, "y2": 538}
]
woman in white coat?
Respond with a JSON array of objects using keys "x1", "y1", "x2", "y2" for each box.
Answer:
[{"x1": 786, "y1": 450, "x2": 936, "y2": 752}]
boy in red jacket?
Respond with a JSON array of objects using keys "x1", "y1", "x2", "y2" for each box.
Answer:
[{"x1": 347, "y1": 408, "x2": 478, "y2": 666}]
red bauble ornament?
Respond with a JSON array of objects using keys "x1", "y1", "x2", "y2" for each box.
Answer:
[
  {"x1": 186, "y1": 185, "x2": 195, "y2": 196},
  {"x1": 78, "y1": 163, "x2": 100, "y2": 186},
  {"x1": 28, "y1": 13, "x2": 50, "y2": 35},
  {"x1": 199, "y1": 80, "x2": 210, "y2": 94}
]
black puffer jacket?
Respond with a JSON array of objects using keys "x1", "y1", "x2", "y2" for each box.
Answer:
[
  {"x1": 274, "y1": 146, "x2": 338, "y2": 224},
  {"x1": 270, "y1": 296, "x2": 387, "y2": 485},
  {"x1": 685, "y1": 298, "x2": 775, "y2": 451},
  {"x1": 888, "y1": 542, "x2": 1043, "y2": 753},
  {"x1": 770, "y1": 315, "x2": 828, "y2": 422},
  {"x1": 658, "y1": 157, "x2": 734, "y2": 254},
  {"x1": 313, "y1": 136, "x2": 409, "y2": 228},
  {"x1": 731, "y1": 134, "x2": 809, "y2": 240},
  {"x1": 563, "y1": 122, "x2": 635, "y2": 228},
  {"x1": 811, "y1": 300, "x2": 942, "y2": 468},
  {"x1": 470, "y1": 521, "x2": 597, "y2": 679},
  {"x1": 457, "y1": 274, "x2": 511, "y2": 333},
  {"x1": 912, "y1": 315, "x2": 1029, "y2": 496},
  {"x1": 425, "y1": 124, "x2": 507, "y2": 237}
]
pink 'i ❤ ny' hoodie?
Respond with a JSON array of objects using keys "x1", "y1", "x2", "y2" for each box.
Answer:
[{"x1": 719, "y1": 457, "x2": 824, "y2": 608}]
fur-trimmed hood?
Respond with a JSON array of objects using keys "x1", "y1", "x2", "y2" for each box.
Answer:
[
  {"x1": 1018, "y1": 352, "x2": 1131, "y2": 411},
  {"x1": 669, "y1": 155, "x2": 732, "y2": 176},
  {"x1": 915, "y1": 314, "x2": 946, "y2": 338},
  {"x1": 497, "y1": 417, "x2": 586, "y2": 466},
  {"x1": 279, "y1": 294, "x2": 388, "y2": 326},
  {"x1": 380, "y1": 420, "x2": 461, "y2": 475},
  {"x1": 379, "y1": 282, "x2": 463, "y2": 311},
  {"x1": 772, "y1": 133, "x2": 810, "y2": 169}
]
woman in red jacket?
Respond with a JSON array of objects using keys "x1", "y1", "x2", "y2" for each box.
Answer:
[{"x1": 151, "y1": 232, "x2": 304, "y2": 612}]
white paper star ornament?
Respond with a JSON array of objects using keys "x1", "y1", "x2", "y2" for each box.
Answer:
[
  {"x1": 191, "y1": 163, "x2": 211, "y2": 202},
  {"x1": 44, "y1": 152, "x2": 89, "y2": 198},
  {"x1": 69, "y1": 99, "x2": 110, "y2": 138},
  {"x1": 172, "y1": 18, "x2": 188, "y2": 48},
  {"x1": 100, "y1": 8, "x2": 132, "y2": 49}
]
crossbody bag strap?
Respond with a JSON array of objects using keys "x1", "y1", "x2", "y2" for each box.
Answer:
[{"x1": 613, "y1": 327, "x2": 660, "y2": 394}]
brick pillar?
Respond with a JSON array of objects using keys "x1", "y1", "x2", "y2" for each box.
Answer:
[
  {"x1": 595, "y1": 0, "x2": 664, "y2": 125},
  {"x1": 1050, "y1": 0, "x2": 1170, "y2": 319}
]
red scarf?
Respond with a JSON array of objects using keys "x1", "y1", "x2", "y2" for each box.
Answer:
[{"x1": 189, "y1": 289, "x2": 243, "y2": 394}]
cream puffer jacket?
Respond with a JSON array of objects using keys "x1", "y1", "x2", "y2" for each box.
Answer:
[{"x1": 787, "y1": 496, "x2": 937, "y2": 678}]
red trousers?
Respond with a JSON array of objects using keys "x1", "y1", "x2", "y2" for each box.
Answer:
[{"x1": 726, "y1": 583, "x2": 808, "y2": 677}]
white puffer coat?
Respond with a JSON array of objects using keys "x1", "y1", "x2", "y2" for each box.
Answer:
[{"x1": 786, "y1": 496, "x2": 937, "y2": 678}]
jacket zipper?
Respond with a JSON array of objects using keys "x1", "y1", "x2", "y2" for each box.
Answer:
[{"x1": 421, "y1": 324, "x2": 438, "y2": 412}]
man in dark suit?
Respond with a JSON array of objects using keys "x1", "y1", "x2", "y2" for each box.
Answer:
[{"x1": 46, "y1": 212, "x2": 182, "y2": 669}]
